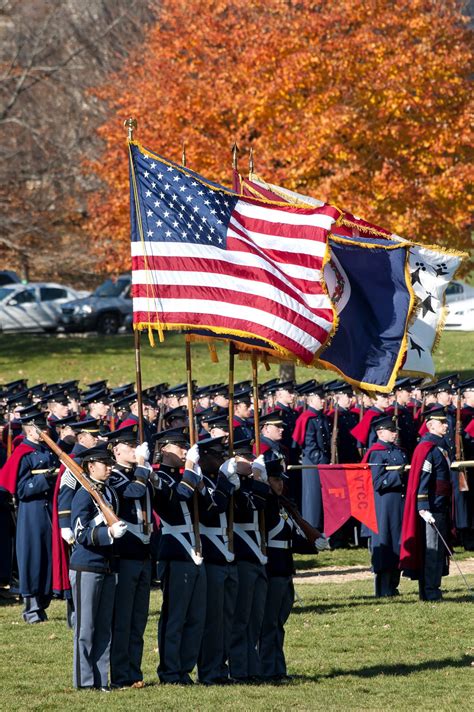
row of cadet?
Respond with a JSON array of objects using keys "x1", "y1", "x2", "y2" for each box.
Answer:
[
  {"x1": 0, "y1": 374, "x2": 473, "y2": 689},
  {"x1": 2, "y1": 372, "x2": 472, "y2": 544}
]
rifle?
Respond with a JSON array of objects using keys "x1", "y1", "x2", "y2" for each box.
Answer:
[
  {"x1": 357, "y1": 398, "x2": 365, "y2": 458},
  {"x1": 455, "y1": 389, "x2": 469, "y2": 492},
  {"x1": 280, "y1": 493, "x2": 322, "y2": 546},
  {"x1": 7, "y1": 421, "x2": 12, "y2": 458},
  {"x1": 36, "y1": 427, "x2": 120, "y2": 527},
  {"x1": 330, "y1": 404, "x2": 339, "y2": 464}
]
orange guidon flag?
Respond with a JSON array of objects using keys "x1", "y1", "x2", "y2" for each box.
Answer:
[{"x1": 318, "y1": 464, "x2": 378, "y2": 536}]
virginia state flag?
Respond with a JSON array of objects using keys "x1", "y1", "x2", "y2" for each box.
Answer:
[
  {"x1": 321, "y1": 227, "x2": 414, "y2": 391},
  {"x1": 237, "y1": 174, "x2": 414, "y2": 391}
]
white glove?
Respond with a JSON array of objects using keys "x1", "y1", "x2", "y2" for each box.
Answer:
[
  {"x1": 220, "y1": 457, "x2": 237, "y2": 477},
  {"x1": 60, "y1": 527, "x2": 75, "y2": 545},
  {"x1": 108, "y1": 520, "x2": 128, "y2": 539},
  {"x1": 419, "y1": 510, "x2": 435, "y2": 525},
  {"x1": 315, "y1": 534, "x2": 330, "y2": 551},
  {"x1": 186, "y1": 443, "x2": 200, "y2": 465},
  {"x1": 252, "y1": 454, "x2": 268, "y2": 483},
  {"x1": 135, "y1": 442, "x2": 150, "y2": 463}
]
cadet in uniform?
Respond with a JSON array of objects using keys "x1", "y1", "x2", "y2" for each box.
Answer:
[
  {"x1": 257, "y1": 411, "x2": 286, "y2": 458},
  {"x1": 362, "y1": 416, "x2": 407, "y2": 597},
  {"x1": 105, "y1": 425, "x2": 154, "y2": 689},
  {"x1": 197, "y1": 438, "x2": 239, "y2": 685},
  {"x1": 151, "y1": 429, "x2": 205, "y2": 685},
  {"x1": 329, "y1": 383, "x2": 360, "y2": 463},
  {"x1": 229, "y1": 446, "x2": 269, "y2": 682},
  {"x1": 14, "y1": 409, "x2": 58, "y2": 623},
  {"x1": 350, "y1": 392, "x2": 390, "y2": 450},
  {"x1": 292, "y1": 383, "x2": 330, "y2": 530},
  {"x1": 259, "y1": 452, "x2": 297, "y2": 683},
  {"x1": 69, "y1": 443, "x2": 127, "y2": 690},
  {"x1": 400, "y1": 407, "x2": 452, "y2": 601},
  {"x1": 390, "y1": 378, "x2": 417, "y2": 459},
  {"x1": 232, "y1": 389, "x2": 254, "y2": 442}
]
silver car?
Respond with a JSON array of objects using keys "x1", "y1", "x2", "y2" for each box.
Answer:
[{"x1": 0, "y1": 282, "x2": 88, "y2": 333}]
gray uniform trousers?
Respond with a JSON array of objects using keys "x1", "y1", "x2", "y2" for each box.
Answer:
[
  {"x1": 198, "y1": 562, "x2": 238, "y2": 683},
  {"x1": 260, "y1": 576, "x2": 294, "y2": 678},
  {"x1": 301, "y1": 458, "x2": 323, "y2": 530},
  {"x1": 111, "y1": 558, "x2": 152, "y2": 686},
  {"x1": 69, "y1": 569, "x2": 116, "y2": 689},
  {"x1": 374, "y1": 570, "x2": 401, "y2": 597},
  {"x1": 419, "y1": 512, "x2": 448, "y2": 601},
  {"x1": 157, "y1": 560, "x2": 207, "y2": 683},
  {"x1": 229, "y1": 560, "x2": 268, "y2": 680}
]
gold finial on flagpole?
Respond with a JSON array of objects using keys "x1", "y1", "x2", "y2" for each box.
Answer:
[
  {"x1": 124, "y1": 117, "x2": 137, "y2": 141},
  {"x1": 249, "y1": 147, "x2": 254, "y2": 178},
  {"x1": 182, "y1": 141, "x2": 187, "y2": 167},
  {"x1": 232, "y1": 142, "x2": 239, "y2": 170}
]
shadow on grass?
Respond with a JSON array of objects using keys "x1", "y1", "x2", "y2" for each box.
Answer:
[
  {"x1": 295, "y1": 566, "x2": 371, "y2": 579},
  {"x1": 291, "y1": 655, "x2": 472, "y2": 683}
]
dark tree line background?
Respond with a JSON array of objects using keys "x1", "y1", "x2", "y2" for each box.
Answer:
[{"x1": 0, "y1": 0, "x2": 156, "y2": 285}]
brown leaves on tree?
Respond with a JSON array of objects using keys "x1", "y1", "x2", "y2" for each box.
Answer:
[{"x1": 87, "y1": 0, "x2": 473, "y2": 273}]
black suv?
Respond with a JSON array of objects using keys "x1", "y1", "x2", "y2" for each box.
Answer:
[{"x1": 60, "y1": 274, "x2": 133, "y2": 335}]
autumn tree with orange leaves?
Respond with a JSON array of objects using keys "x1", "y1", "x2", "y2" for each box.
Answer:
[{"x1": 87, "y1": 0, "x2": 473, "y2": 273}]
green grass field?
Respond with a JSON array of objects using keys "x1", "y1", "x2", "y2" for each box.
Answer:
[
  {"x1": 0, "y1": 330, "x2": 472, "y2": 388},
  {"x1": 1, "y1": 326, "x2": 472, "y2": 709},
  {"x1": 0, "y1": 550, "x2": 472, "y2": 712}
]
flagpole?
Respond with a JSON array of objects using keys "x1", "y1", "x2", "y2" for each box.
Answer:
[
  {"x1": 182, "y1": 129, "x2": 200, "y2": 555},
  {"x1": 251, "y1": 353, "x2": 266, "y2": 555},
  {"x1": 124, "y1": 117, "x2": 146, "y2": 446},
  {"x1": 227, "y1": 342, "x2": 236, "y2": 553},
  {"x1": 134, "y1": 330, "x2": 145, "y2": 444},
  {"x1": 185, "y1": 337, "x2": 201, "y2": 557}
]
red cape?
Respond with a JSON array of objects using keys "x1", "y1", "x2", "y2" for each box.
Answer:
[
  {"x1": 52, "y1": 460, "x2": 74, "y2": 596},
  {"x1": 292, "y1": 410, "x2": 318, "y2": 446},
  {"x1": 350, "y1": 408, "x2": 383, "y2": 446},
  {"x1": 465, "y1": 419, "x2": 474, "y2": 438},
  {"x1": 119, "y1": 416, "x2": 138, "y2": 429},
  {"x1": 399, "y1": 439, "x2": 436, "y2": 573},
  {"x1": 0, "y1": 442, "x2": 35, "y2": 495},
  {"x1": 362, "y1": 442, "x2": 389, "y2": 463}
]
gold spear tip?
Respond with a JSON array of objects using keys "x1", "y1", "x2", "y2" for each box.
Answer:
[
  {"x1": 124, "y1": 117, "x2": 138, "y2": 141},
  {"x1": 232, "y1": 142, "x2": 239, "y2": 169},
  {"x1": 182, "y1": 140, "x2": 187, "y2": 167},
  {"x1": 249, "y1": 147, "x2": 254, "y2": 177}
]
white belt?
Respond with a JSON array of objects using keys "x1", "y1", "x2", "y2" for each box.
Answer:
[
  {"x1": 161, "y1": 507, "x2": 203, "y2": 566},
  {"x1": 268, "y1": 540, "x2": 289, "y2": 550},
  {"x1": 199, "y1": 525, "x2": 227, "y2": 536},
  {"x1": 161, "y1": 523, "x2": 193, "y2": 535},
  {"x1": 126, "y1": 521, "x2": 152, "y2": 544},
  {"x1": 234, "y1": 513, "x2": 267, "y2": 565},
  {"x1": 200, "y1": 515, "x2": 234, "y2": 563},
  {"x1": 235, "y1": 522, "x2": 259, "y2": 532}
]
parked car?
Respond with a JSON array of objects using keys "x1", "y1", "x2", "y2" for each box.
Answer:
[
  {"x1": 0, "y1": 282, "x2": 89, "y2": 333},
  {"x1": 60, "y1": 274, "x2": 133, "y2": 335},
  {"x1": 445, "y1": 280, "x2": 474, "y2": 304},
  {"x1": 0, "y1": 270, "x2": 22, "y2": 286},
  {"x1": 444, "y1": 297, "x2": 474, "y2": 332}
]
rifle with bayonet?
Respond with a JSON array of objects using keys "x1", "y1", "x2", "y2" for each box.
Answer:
[
  {"x1": 330, "y1": 404, "x2": 339, "y2": 465},
  {"x1": 279, "y1": 493, "x2": 322, "y2": 546},
  {"x1": 35, "y1": 426, "x2": 119, "y2": 527},
  {"x1": 455, "y1": 388, "x2": 469, "y2": 492}
]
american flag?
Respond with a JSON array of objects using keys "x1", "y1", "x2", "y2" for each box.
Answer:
[{"x1": 129, "y1": 144, "x2": 340, "y2": 364}]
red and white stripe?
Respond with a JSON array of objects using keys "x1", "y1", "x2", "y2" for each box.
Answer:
[{"x1": 132, "y1": 198, "x2": 338, "y2": 363}]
